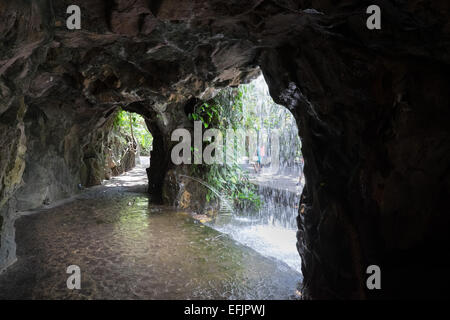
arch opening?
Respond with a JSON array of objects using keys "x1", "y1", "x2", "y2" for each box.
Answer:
[
  {"x1": 164, "y1": 72, "x2": 305, "y2": 278},
  {"x1": 207, "y1": 74, "x2": 305, "y2": 274}
]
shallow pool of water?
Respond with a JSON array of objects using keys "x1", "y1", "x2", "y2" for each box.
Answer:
[
  {"x1": 210, "y1": 220, "x2": 302, "y2": 274},
  {"x1": 0, "y1": 186, "x2": 301, "y2": 299}
]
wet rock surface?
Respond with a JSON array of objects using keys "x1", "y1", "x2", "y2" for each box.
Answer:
[
  {"x1": 0, "y1": 166, "x2": 300, "y2": 300},
  {"x1": 1, "y1": 0, "x2": 449, "y2": 298}
]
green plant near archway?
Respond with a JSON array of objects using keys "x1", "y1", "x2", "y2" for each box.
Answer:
[{"x1": 114, "y1": 109, "x2": 153, "y2": 156}]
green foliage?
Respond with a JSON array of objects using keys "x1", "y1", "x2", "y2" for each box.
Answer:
[
  {"x1": 207, "y1": 163, "x2": 260, "y2": 208},
  {"x1": 187, "y1": 76, "x2": 302, "y2": 209},
  {"x1": 113, "y1": 109, "x2": 128, "y2": 128},
  {"x1": 188, "y1": 88, "x2": 261, "y2": 209},
  {"x1": 190, "y1": 162, "x2": 261, "y2": 210},
  {"x1": 113, "y1": 109, "x2": 153, "y2": 155}
]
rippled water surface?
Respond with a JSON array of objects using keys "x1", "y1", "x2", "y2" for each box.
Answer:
[
  {"x1": 210, "y1": 218, "x2": 301, "y2": 274},
  {"x1": 0, "y1": 173, "x2": 301, "y2": 299}
]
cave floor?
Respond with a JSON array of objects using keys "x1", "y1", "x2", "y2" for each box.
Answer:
[{"x1": 0, "y1": 163, "x2": 301, "y2": 299}]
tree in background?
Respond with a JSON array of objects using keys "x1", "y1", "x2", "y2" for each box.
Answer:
[{"x1": 113, "y1": 109, "x2": 153, "y2": 156}]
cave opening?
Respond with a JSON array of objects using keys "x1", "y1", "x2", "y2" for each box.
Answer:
[
  {"x1": 111, "y1": 109, "x2": 153, "y2": 175},
  {"x1": 169, "y1": 73, "x2": 305, "y2": 277},
  {"x1": 97, "y1": 109, "x2": 154, "y2": 188},
  {"x1": 100, "y1": 73, "x2": 305, "y2": 278}
]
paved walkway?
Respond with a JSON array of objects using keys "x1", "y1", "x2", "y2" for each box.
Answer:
[{"x1": 0, "y1": 160, "x2": 301, "y2": 300}]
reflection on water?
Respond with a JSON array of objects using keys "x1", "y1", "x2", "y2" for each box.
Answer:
[
  {"x1": 0, "y1": 189, "x2": 300, "y2": 299},
  {"x1": 209, "y1": 209, "x2": 302, "y2": 274},
  {"x1": 211, "y1": 221, "x2": 301, "y2": 274}
]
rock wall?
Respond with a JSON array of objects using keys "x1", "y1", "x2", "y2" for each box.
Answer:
[
  {"x1": 1, "y1": 0, "x2": 449, "y2": 298},
  {"x1": 81, "y1": 116, "x2": 137, "y2": 187},
  {"x1": 162, "y1": 165, "x2": 220, "y2": 216},
  {"x1": 257, "y1": 2, "x2": 450, "y2": 299},
  {"x1": 0, "y1": 104, "x2": 136, "y2": 272}
]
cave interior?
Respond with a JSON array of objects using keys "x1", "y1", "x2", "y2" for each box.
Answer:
[{"x1": 0, "y1": 0, "x2": 450, "y2": 299}]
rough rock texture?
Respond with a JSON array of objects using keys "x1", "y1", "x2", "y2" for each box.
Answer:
[
  {"x1": 81, "y1": 116, "x2": 137, "y2": 187},
  {"x1": 0, "y1": 103, "x2": 134, "y2": 272},
  {"x1": 162, "y1": 165, "x2": 220, "y2": 216},
  {"x1": 1, "y1": 0, "x2": 449, "y2": 298}
]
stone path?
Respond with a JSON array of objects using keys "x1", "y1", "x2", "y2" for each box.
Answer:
[{"x1": 0, "y1": 161, "x2": 301, "y2": 300}]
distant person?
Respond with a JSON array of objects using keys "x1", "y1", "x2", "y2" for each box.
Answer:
[
  {"x1": 297, "y1": 157, "x2": 304, "y2": 186},
  {"x1": 253, "y1": 147, "x2": 261, "y2": 173},
  {"x1": 260, "y1": 145, "x2": 265, "y2": 163}
]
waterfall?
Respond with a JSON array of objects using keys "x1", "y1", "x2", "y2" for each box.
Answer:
[{"x1": 208, "y1": 74, "x2": 304, "y2": 274}]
